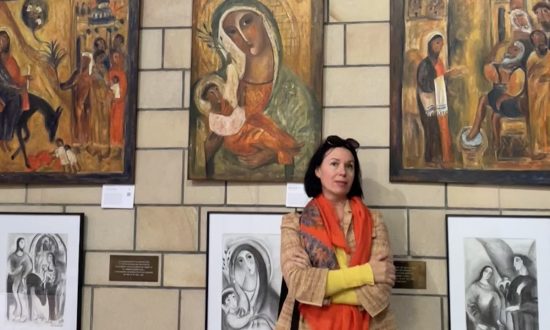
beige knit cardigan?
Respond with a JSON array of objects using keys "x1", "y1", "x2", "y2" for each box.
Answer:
[{"x1": 275, "y1": 207, "x2": 396, "y2": 330}]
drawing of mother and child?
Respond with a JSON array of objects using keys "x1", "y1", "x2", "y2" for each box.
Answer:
[
  {"x1": 221, "y1": 238, "x2": 280, "y2": 330},
  {"x1": 189, "y1": 0, "x2": 322, "y2": 182}
]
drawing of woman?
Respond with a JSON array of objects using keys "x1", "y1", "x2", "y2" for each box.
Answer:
[
  {"x1": 192, "y1": 0, "x2": 320, "y2": 181},
  {"x1": 223, "y1": 240, "x2": 278, "y2": 329},
  {"x1": 465, "y1": 265, "x2": 504, "y2": 330}
]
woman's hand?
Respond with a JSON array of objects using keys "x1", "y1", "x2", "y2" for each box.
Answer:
[
  {"x1": 369, "y1": 253, "x2": 396, "y2": 286},
  {"x1": 282, "y1": 248, "x2": 310, "y2": 275}
]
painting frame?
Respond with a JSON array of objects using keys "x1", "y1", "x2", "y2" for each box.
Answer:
[
  {"x1": 188, "y1": 0, "x2": 324, "y2": 183},
  {"x1": 0, "y1": 212, "x2": 84, "y2": 329},
  {"x1": 206, "y1": 211, "x2": 284, "y2": 329},
  {"x1": 390, "y1": 0, "x2": 550, "y2": 186},
  {"x1": 0, "y1": 0, "x2": 140, "y2": 184},
  {"x1": 446, "y1": 214, "x2": 549, "y2": 329}
]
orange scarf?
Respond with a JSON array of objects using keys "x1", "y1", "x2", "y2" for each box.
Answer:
[{"x1": 299, "y1": 194, "x2": 373, "y2": 330}]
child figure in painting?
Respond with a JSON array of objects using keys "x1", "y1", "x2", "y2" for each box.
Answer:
[
  {"x1": 64, "y1": 145, "x2": 80, "y2": 173},
  {"x1": 201, "y1": 81, "x2": 303, "y2": 176},
  {"x1": 221, "y1": 284, "x2": 254, "y2": 329},
  {"x1": 52, "y1": 138, "x2": 70, "y2": 172}
]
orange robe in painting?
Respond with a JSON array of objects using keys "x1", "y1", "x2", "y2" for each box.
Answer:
[
  {"x1": 221, "y1": 81, "x2": 301, "y2": 165},
  {"x1": 108, "y1": 68, "x2": 127, "y2": 147}
]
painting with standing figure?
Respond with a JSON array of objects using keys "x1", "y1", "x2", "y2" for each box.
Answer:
[
  {"x1": 207, "y1": 212, "x2": 282, "y2": 329},
  {"x1": 447, "y1": 215, "x2": 550, "y2": 329},
  {"x1": 189, "y1": 0, "x2": 323, "y2": 182},
  {"x1": 0, "y1": 0, "x2": 139, "y2": 184},
  {"x1": 0, "y1": 213, "x2": 83, "y2": 330},
  {"x1": 391, "y1": 0, "x2": 550, "y2": 185}
]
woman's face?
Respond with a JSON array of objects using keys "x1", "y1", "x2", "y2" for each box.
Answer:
[
  {"x1": 236, "y1": 250, "x2": 256, "y2": 275},
  {"x1": 481, "y1": 267, "x2": 493, "y2": 280},
  {"x1": 0, "y1": 34, "x2": 9, "y2": 52},
  {"x1": 17, "y1": 238, "x2": 25, "y2": 249},
  {"x1": 430, "y1": 37, "x2": 443, "y2": 55},
  {"x1": 315, "y1": 147, "x2": 355, "y2": 201},
  {"x1": 222, "y1": 10, "x2": 270, "y2": 57}
]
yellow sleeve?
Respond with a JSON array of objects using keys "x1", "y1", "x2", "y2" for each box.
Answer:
[
  {"x1": 325, "y1": 248, "x2": 374, "y2": 297},
  {"x1": 330, "y1": 288, "x2": 360, "y2": 305}
]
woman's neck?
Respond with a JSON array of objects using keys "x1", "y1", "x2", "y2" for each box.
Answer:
[
  {"x1": 243, "y1": 52, "x2": 274, "y2": 84},
  {"x1": 323, "y1": 195, "x2": 347, "y2": 220}
]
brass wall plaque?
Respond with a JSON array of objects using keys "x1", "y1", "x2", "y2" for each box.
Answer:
[
  {"x1": 394, "y1": 260, "x2": 426, "y2": 289},
  {"x1": 109, "y1": 255, "x2": 159, "y2": 282}
]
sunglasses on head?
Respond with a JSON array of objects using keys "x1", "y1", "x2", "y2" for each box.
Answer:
[{"x1": 325, "y1": 135, "x2": 360, "y2": 149}]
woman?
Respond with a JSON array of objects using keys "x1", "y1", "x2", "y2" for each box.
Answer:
[
  {"x1": 225, "y1": 241, "x2": 279, "y2": 329},
  {"x1": 193, "y1": 0, "x2": 320, "y2": 181},
  {"x1": 277, "y1": 135, "x2": 396, "y2": 329},
  {"x1": 465, "y1": 265, "x2": 504, "y2": 330},
  {"x1": 416, "y1": 32, "x2": 458, "y2": 168}
]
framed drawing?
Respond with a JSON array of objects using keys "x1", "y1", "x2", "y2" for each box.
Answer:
[
  {"x1": 206, "y1": 212, "x2": 283, "y2": 329},
  {"x1": 391, "y1": 0, "x2": 550, "y2": 185},
  {"x1": 446, "y1": 215, "x2": 549, "y2": 329},
  {"x1": 188, "y1": 0, "x2": 323, "y2": 182},
  {"x1": 0, "y1": 212, "x2": 84, "y2": 329},
  {"x1": 0, "y1": 0, "x2": 139, "y2": 184}
]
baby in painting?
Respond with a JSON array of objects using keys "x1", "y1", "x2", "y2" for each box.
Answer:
[
  {"x1": 201, "y1": 79, "x2": 303, "y2": 172},
  {"x1": 221, "y1": 285, "x2": 254, "y2": 329}
]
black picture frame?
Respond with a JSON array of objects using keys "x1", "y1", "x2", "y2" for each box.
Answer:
[
  {"x1": 1, "y1": 212, "x2": 85, "y2": 329},
  {"x1": 390, "y1": 0, "x2": 550, "y2": 185},
  {"x1": 0, "y1": 1, "x2": 139, "y2": 184},
  {"x1": 446, "y1": 214, "x2": 548, "y2": 329},
  {"x1": 206, "y1": 211, "x2": 284, "y2": 329}
]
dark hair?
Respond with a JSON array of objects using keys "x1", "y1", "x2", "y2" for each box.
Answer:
[
  {"x1": 476, "y1": 265, "x2": 493, "y2": 281},
  {"x1": 201, "y1": 83, "x2": 219, "y2": 101},
  {"x1": 221, "y1": 290, "x2": 234, "y2": 304},
  {"x1": 533, "y1": 2, "x2": 550, "y2": 12},
  {"x1": 303, "y1": 135, "x2": 363, "y2": 198},
  {"x1": 513, "y1": 254, "x2": 532, "y2": 267},
  {"x1": 0, "y1": 31, "x2": 10, "y2": 53},
  {"x1": 16, "y1": 237, "x2": 24, "y2": 251},
  {"x1": 530, "y1": 29, "x2": 548, "y2": 44}
]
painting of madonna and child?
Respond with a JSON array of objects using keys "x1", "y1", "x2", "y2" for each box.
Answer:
[
  {"x1": 207, "y1": 213, "x2": 282, "y2": 330},
  {"x1": 188, "y1": 0, "x2": 323, "y2": 182},
  {"x1": 391, "y1": 0, "x2": 550, "y2": 185},
  {"x1": 0, "y1": 0, "x2": 139, "y2": 183}
]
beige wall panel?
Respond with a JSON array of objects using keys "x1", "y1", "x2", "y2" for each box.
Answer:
[
  {"x1": 164, "y1": 254, "x2": 205, "y2": 287},
  {"x1": 141, "y1": 0, "x2": 192, "y2": 27},
  {"x1": 138, "y1": 71, "x2": 183, "y2": 109},
  {"x1": 329, "y1": 0, "x2": 389, "y2": 22},
  {"x1": 164, "y1": 29, "x2": 192, "y2": 69},
  {"x1": 135, "y1": 150, "x2": 183, "y2": 204},
  {"x1": 93, "y1": 288, "x2": 178, "y2": 330},
  {"x1": 137, "y1": 110, "x2": 188, "y2": 148},
  {"x1": 66, "y1": 206, "x2": 134, "y2": 250},
  {"x1": 27, "y1": 186, "x2": 100, "y2": 204},
  {"x1": 323, "y1": 108, "x2": 389, "y2": 147},
  {"x1": 139, "y1": 29, "x2": 163, "y2": 69},
  {"x1": 226, "y1": 183, "x2": 286, "y2": 205},
  {"x1": 347, "y1": 23, "x2": 390, "y2": 65},
  {"x1": 324, "y1": 67, "x2": 389, "y2": 106},
  {"x1": 391, "y1": 295, "x2": 443, "y2": 330},
  {"x1": 136, "y1": 206, "x2": 198, "y2": 251},
  {"x1": 359, "y1": 149, "x2": 446, "y2": 207}
]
